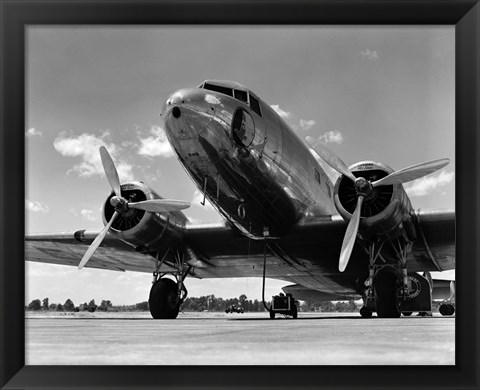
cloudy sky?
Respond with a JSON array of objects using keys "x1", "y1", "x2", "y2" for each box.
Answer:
[{"x1": 25, "y1": 26, "x2": 455, "y2": 306}]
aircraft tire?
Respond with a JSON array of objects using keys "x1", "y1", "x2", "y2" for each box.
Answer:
[
  {"x1": 374, "y1": 272, "x2": 401, "y2": 318},
  {"x1": 360, "y1": 306, "x2": 373, "y2": 318},
  {"x1": 149, "y1": 278, "x2": 180, "y2": 319},
  {"x1": 402, "y1": 311, "x2": 413, "y2": 316},
  {"x1": 439, "y1": 303, "x2": 455, "y2": 316},
  {"x1": 269, "y1": 310, "x2": 275, "y2": 319}
]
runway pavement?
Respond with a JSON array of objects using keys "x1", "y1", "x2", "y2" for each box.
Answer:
[{"x1": 25, "y1": 312, "x2": 455, "y2": 365}]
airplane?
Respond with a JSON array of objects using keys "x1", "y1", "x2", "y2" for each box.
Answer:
[{"x1": 25, "y1": 79, "x2": 455, "y2": 319}]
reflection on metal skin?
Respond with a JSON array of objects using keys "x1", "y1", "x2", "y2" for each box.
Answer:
[{"x1": 162, "y1": 81, "x2": 337, "y2": 238}]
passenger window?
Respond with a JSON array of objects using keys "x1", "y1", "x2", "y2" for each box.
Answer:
[
  {"x1": 234, "y1": 90, "x2": 248, "y2": 103},
  {"x1": 249, "y1": 94, "x2": 262, "y2": 116},
  {"x1": 203, "y1": 83, "x2": 233, "y2": 97}
]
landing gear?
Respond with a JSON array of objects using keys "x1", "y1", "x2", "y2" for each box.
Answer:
[
  {"x1": 439, "y1": 303, "x2": 455, "y2": 316},
  {"x1": 360, "y1": 306, "x2": 373, "y2": 318},
  {"x1": 374, "y1": 271, "x2": 400, "y2": 318},
  {"x1": 362, "y1": 240, "x2": 400, "y2": 318},
  {"x1": 148, "y1": 247, "x2": 190, "y2": 319},
  {"x1": 149, "y1": 278, "x2": 180, "y2": 319},
  {"x1": 362, "y1": 233, "x2": 433, "y2": 318}
]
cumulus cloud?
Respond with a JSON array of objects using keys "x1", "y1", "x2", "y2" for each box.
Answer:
[
  {"x1": 25, "y1": 199, "x2": 49, "y2": 213},
  {"x1": 53, "y1": 132, "x2": 134, "y2": 181},
  {"x1": 26, "y1": 128, "x2": 43, "y2": 137},
  {"x1": 80, "y1": 209, "x2": 97, "y2": 221},
  {"x1": 270, "y1": 104, "x2": 291, "y2": 119},
  {"x1": 404, "y1": 170, "x2": 454, "y2": 197},
  {"x1": 306, "y1": 131, "x2": 344, "y2": 146},
  {"x1": 360, "y1": 49, "x2": 379, "y2": 61},
  {"x1": 138, "y1": 125, "x2": 174, "y2": 158},
  {"x1": 321, "y1": 131, "x2": 344, "y2": 144},
  {"x1": 299, "y1": 119, "x2": 316, "y2": 132}
]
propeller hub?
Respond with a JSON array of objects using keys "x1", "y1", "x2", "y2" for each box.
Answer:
[
  {"x1": 354, "y1": 177, "x2": 373, "y2": 197},
  {"x1": 110, "y1": 196, "x2": 129, "y2": 213}
]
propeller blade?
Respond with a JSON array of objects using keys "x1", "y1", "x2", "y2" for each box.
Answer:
[
  {"x1": 307, "y1": 140, "x2": 357, "y2": 182},
  {"x1": 128, "y1": 199, "x2": 190, "y2": 213},
  {"x1": 371, "y1": 158, "x2": 450, "y2": 187},
  {"x1": 78, "y1": 211, "x2": 119, "y2": 270},
  {"x1": 339, "y1": 195, "x2": 364, "y2": 272},
  {"x1": 100, "y1": 146, "x2": 122, "y2": 198}
]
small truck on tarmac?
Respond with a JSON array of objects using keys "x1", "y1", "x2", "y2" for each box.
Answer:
[{"x1": 269, "y1": 293, "x2": 298, "y2": 319}]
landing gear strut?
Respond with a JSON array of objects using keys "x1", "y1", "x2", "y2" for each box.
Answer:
[
  {"x1": 363, "y1": 235, "x2": 429, "y2": 318},
  {"x1": 363, "y1": 240, "x2": 401, "y2": 318},
  {"x1": 374, "y1": 271, "x2": 400, "y2": 318},
  {"x1": 148, "y1": 248, "x2": 190, "y2": 319}
]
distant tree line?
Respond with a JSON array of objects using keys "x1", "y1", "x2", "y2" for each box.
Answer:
[
  {"x1": 26, "y1": 296, "x2": 446, "y2": 313},
  {"x1": 24, "y1": 296, "x2": 359, "y2": 313},
  {"x1": 26, "y1": 298, "x2": 113, "y2": 312}
]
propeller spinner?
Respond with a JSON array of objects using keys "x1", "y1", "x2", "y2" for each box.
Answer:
[
  {"x1": 308, "y1": 140, "x2": 449, "y2": 272},
  {"x1": 78, "y1": 146, "x2": 190, "y2": 270}
]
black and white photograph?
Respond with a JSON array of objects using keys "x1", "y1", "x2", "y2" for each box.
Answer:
[{"x1": 23, "y1": 25, "x2": 457, "y2": 366}]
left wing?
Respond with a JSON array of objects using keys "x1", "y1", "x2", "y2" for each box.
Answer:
[{"x1": 25, "y1": 230, "x2": 178, "y2": 273}]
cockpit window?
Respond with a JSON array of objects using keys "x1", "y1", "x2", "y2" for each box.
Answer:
[
  {"x1": 249, "y1": 94, "x2": 262, "y2": 117},
  {"x1": 203, "y1": 83, "x2": 233, "y2": 97},
  {"x1": 234, "y1": 90, "x2": 248, "y2": 103}
]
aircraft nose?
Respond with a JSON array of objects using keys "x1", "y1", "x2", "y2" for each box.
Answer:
[
  {"x1": 161, "y1": 91, "x2": 185, "y2": 118},
  {"x1": 171, "y1": 106, "x2": 181, "y2": 119},
  {"x1": 161, "y1": 88, "x2": 216, "y2": 139}
]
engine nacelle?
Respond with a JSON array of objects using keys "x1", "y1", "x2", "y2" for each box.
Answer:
[
  {"x1": 102, "y1": 181, "x2": 188, "y2": 251},
  {"x1": 334, "y1": 161, "x2": 416, "y2": 242}
]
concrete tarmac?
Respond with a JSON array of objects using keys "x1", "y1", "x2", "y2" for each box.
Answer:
[{"x1": 25, "y1": 312, "x2": 455, "y2": 365}]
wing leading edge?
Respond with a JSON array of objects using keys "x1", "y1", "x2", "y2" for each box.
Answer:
[{"x1": 25, "y1": 209, "x2": 454, "y2": 297}]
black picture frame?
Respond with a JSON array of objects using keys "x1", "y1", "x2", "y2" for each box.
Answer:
[{"x1": 1, "y1": 1, "x2": 478, "y2": 389}]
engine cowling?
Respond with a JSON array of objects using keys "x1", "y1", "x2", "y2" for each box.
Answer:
[
  {"x1": 333, "y1": 161, "x2": 416, "y2": 242},
  {"x1": 102, "y1": 181, "x2": 188, "y2": 251}
]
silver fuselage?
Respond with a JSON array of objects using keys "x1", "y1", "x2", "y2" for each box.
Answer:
[{"x1": 161, "y1": 80, "x2": 336, "y2": 238}]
